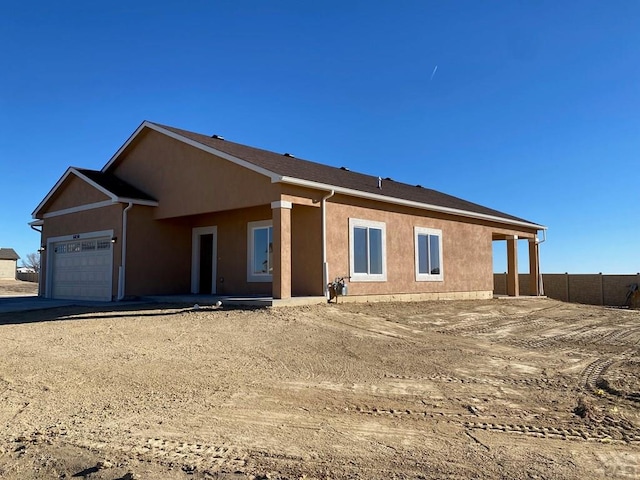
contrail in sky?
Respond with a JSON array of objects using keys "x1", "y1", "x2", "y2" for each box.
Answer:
[{"x1": 430, "y1": 65, "x2": 438, "y2": 81}]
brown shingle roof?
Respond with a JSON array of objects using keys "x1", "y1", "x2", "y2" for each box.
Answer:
[
  {"x1": 151, "y1": 123, "x2": 541, "y2": 227},
  {"x1": 76, "y1": 168, "x2": 156, "y2": 202},
  {"x1": 0, "y1": 248, "x2": 19, "y2": 260}
]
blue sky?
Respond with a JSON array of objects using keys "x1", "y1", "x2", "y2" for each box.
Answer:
[{"x1": 1, "y1": 1, "x2": 638, "y2": 274}]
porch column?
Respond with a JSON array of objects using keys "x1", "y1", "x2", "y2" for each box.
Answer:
[
  {"x1": 506, "y1": 235, "x2": 519, "y2": 297},
  {"x1": 271, "y1": 201, "x2": 292, "y2": 300},
  {"x1": 529, "y1": 238, "x2": 540, "y2": 296}
]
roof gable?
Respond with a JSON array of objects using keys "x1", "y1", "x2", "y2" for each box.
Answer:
[
  {"x1": 0, "y1": 248, "x2": 20, "y2": 260},
  {"x1": 32, "y1": 167, "x2": 157, "y2": 218},
  {"x1": 101, "y1": 121, "x2": 543, "y2": 230}
]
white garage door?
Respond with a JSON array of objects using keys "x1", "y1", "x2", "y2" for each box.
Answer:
[{"x1": 51, "y1": 237, "x2": 113, "y2": 301}]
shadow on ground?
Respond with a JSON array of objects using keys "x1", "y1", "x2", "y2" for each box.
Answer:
[{"x1": 0, "y1": 301, "x2": 258, "y2": 326}]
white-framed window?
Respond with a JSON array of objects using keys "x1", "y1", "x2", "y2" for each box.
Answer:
[
  {"x1": 349, "y1": 218, "x2": 387, "y2": 282},
  {"x1": 414, "y1": 227, "x2": 443, "y2": 281},
  {"x1": 247, "y1": 220, "x2": 273, "y2": 282}
]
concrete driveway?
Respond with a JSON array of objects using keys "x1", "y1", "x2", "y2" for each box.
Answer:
[{"x1": 0, "y1": 295, "x2": 78, "y2": 313}]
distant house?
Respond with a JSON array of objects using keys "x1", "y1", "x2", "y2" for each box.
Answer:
[
  {"x1": 31, "y1": 121, "x2": 545, "y2": 303},
  {"x1": 0, "y1": 248, "x2": 20, "y2": 280},
  {"x1": 17, "y1": 267, "x2": 36, "y2": 274}
]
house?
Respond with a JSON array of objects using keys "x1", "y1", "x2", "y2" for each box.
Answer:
[
  {"x1": 0, "y1": 248, "x2": 20, "y2": 280},
  {"x1": 31, "y1": 121, "x2": 545, "y2": 303}
]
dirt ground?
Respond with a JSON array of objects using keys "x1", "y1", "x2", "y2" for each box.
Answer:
[
  {"x1": 0, "y1": 279, "x2": 38, "y2": 295},
  {"x1": 0, "y1": 291, "x2": 639, "y2": 479}
]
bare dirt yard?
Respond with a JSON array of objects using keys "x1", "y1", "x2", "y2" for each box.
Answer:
[
  {"x1": 0, "y1": 294, "x2": 639, "y2": 479},
  {"x1": 0, "y1": 279, "x2": 38, "y2": 296}
]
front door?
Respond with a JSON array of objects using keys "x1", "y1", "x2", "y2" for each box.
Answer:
[
  {"x1": 191, "y1": 226, "x2": 217, "y2": 294},
  {"x1": 199, "y1": 233, "x2": 213, "y2": 294}
]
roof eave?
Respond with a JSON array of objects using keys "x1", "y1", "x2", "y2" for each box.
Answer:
[
  {"x1": 101, "y1": 121, "x2": 282, "y2": 182},
  {"x1": 32, "y1": 167, "x2": 157, "y2": 219},
  {"x1": 115, "y1": 197, "x2": 159, "y2": 207},
  {"x1": 277, "y1": 176, "x2": 546, "y2": 231}
]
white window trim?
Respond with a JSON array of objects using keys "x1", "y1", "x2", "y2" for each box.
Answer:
[
  {"x1": 349, "y1": 218, "x2": 387, "y2": 282},
  {"x1": 414, "y1": 226, "x2": 444, "y2": 282},
  {"x1": 247, "y1": 220, "x2": 273, "y2": 283}
]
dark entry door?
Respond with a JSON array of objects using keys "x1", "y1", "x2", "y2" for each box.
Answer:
[{"x1": 199, "y1": 233, "x2": 213, "y2": 294}]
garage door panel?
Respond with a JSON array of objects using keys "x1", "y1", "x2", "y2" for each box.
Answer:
[{"x1": 51, "y1": 236, "x2": 113, "y2": 301}]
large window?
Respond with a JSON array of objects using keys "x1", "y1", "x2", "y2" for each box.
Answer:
[
  {"x1": 414, "y1": 227, "x2": 443, "y2": 281},
  {"x1": 247, "y1": 220, "x2": 273, "y2": 282},
  {"x1": 349, "y1": 218, "x2": 387, "y2": 282}
]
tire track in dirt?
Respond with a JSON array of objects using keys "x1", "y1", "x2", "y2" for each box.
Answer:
[
  {"x1": 62, "y1": 432, "x2": 247, "y2": 473},
  {"x1": 347, "y1": 405, "x2": 640, "y2": 445},
  {"x1": 383, "y1": 372, "x2": 567, "y2": 389},
  {"x1": 437, "y1": 317, "x2": 552, "y2": 336},
  {"x1": 594, "y1": 327, "x2": 640, "y2": 346},
  {"x1": 581, "y1": 358, "x2": 614, "y2": 391}
]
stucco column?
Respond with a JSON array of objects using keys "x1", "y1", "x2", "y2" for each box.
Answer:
[
  {"x1": 528, "y1": 239, "x2": 540, "y2": 296},
  {"x1": 506, "y1": 235, "x2": 519, "y2": 297},
  {"x1": 271, "y1": 201, "x2": 292, "y2": 300}
]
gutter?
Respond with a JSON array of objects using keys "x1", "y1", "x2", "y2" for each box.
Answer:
[
  {"x1": 117, "y1": 202, "x2": 134, "y2": 300},
  {"x1": 277, "y1": 176, "x2": 546, "y2": 231},
  {"x1": 29, "y1": 220, "x2": 44, "y2": 297},
  {"x1": 321, "y1": 189, "x2": 335, "y2": 297}
]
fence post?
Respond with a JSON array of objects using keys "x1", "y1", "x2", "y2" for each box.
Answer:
[
  {"x1": 565, "y1": 273, "x2": 570, "y2": 303},
  {"x1": 599, "y1": 273, "x2": 604, "y2": 306}
]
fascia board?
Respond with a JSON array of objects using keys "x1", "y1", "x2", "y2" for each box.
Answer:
[
  {"x1": 72, "y1": 169, "x2": 158, "y2": 206},
  {"x1": 115, "y1": 197, "x2": 158, "y2": 207},
  {"x1": 101, "y1": 121, "x2": 149, "y2": 172},
  {"x1": 32, "y1": 167, "x2": 77, "y2": 218},
  {"x1": 101, "y1": 121, "x2": 281, "y2": 181},
  {"x1": 32, "y1": 167, "x2": 158, "y2": 219},
  {"x1": 277, "y1": 176, "x2": 546, "y2": 231}
]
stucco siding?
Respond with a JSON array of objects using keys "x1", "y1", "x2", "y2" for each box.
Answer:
[
  {"x1": 184, "y1": 205, "x2": 274, "y2": 296},
  {"x1": 125, "y1": 206, "x2": 192, "y2": 296},
  {"x1": 291, "y1": 205, "x2": 323, "y2": 296},
  {"x1": 326, "y1": 195, "x2": 497, "y2": 295},
  {"x1": 45, "y1": 175, "x2": 111, "y2": 213},
  {"x1": 111, "y1": 130, "x2": 278, "y2": 219}
]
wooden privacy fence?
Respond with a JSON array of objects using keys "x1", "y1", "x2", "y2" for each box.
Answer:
[
  {"x1": 494, "y1": 273, "x2": 640, "y2": 307},
  {"x1": 16, "y1": 272, "x2": 39, "y2": 283}
]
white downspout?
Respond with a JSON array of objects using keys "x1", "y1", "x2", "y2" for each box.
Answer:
[
  {"x1": 30, "y1": 223, "x2": 43, "y2": 297},
  {"x1": 117, "y1": 202, "x2": 134, "y2": 300},
  {"x1": 321, "y1": 189, "x2": 335, "y2": 297}
]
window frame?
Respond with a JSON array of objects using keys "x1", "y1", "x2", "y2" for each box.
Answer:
[
  {"x1": 247, "y1": 220, "x2": 273, "y2": 283},
  {"x1": 348, "y1": 218, "x2": 387, "y2": 282},
  {"x1": 414, "y1": 226, "x2": 444, "y2": 282}
]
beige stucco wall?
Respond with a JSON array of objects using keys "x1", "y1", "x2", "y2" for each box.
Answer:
[
  {"x1": 290, "y1": 205, "x2": 323, "y2": 296},
  {"x1": 39, "y1": 204, "x2": 123, "y2": 298},
  {"x1": 45, "y1": 175, "x2": 110, "y2": 212},
  {"x1": 110, "y1": 130, "x2": 278, "y2": 219},
  {"x1": 325, "y1": 195, "x2": 533, "y2": 296},
  {"x1": 187, "y1": 205, "x2": 274, "y2": 296},
  {"x1": 125, "y1": 206, "x2": 192, "y2": 296},
  {"x1": 0, "y1": 259, "x2": 17, "y2": 279}
]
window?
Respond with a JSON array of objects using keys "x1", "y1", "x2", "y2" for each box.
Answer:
[
  {"x1": 247, "y1": 220, "x2": 273, "y2": 282},
  {"x1": 349, "y1": 218, "x2": 386, "y2": 282},
  {"x1": 415, "y1": 227, "x2": 443, "y2": 281}
]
